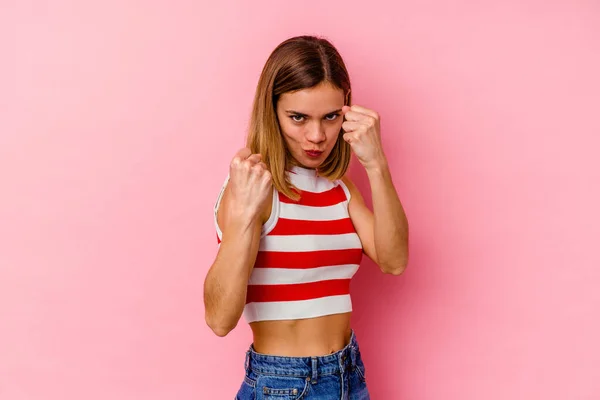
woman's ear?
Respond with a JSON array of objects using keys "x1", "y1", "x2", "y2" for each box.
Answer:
[{"x1": 345, "y1": 89, "x2": 351, "y2": 106}]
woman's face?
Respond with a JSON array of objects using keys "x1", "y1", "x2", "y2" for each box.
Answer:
[{"x1": 276, "y1": 82, "x2": 346, "y2": 169}]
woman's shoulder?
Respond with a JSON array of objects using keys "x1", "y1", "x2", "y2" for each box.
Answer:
[
  {"x1": 260, "y1": 187, "x2": 275, "y2": 224},
  {"x1": 337, "y1": 175, "x2": 357, "y2": 202}
]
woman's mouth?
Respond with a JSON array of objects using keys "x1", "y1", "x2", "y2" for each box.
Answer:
[{"x1": 304, "y1": 150, "x2": 323, "y2": 158}]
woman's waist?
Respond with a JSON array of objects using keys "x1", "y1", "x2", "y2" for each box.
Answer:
[{"x1": 249, "y1": 312, "x2": 352, "y2": 357}]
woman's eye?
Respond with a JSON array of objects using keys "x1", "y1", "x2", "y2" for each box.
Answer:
[{"x1": 290, "y1": 114, "x2": 339, "y2": 123}]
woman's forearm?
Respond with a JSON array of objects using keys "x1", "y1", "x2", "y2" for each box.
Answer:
[
  {"x1": 203, "y1": 219, "x2": 261, "y2": 336},
  {"x1": 366, "y1": 162, "x2": 409, "y2": 274}
]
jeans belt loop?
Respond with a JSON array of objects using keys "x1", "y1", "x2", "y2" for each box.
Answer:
[
  {"x1": 311, "y1": 356, "x2": 318, "y2": 384},
  {"x1": 350, "y1": 345, "x2": 357, "y2": 369},
  {"x1": 244, "y1": 350, "x2": 250, "y2": 372}
]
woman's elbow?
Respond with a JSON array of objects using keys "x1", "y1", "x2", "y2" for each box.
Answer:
[
  {"x1": 206, "y1": 319, "x2": 235, "y2": 337},
  {"x1": 379, "y1": 255, "x2": 409, "y2": 276},
  {"x1": 205, "y1": 313, "x2": 237, "y2": 337},
  {"x1": 381, "y1": 264, "x2": 407, "y2": 276},
  {"x1": 210, "y1": 325, "x2": 234, "y2": 337}
]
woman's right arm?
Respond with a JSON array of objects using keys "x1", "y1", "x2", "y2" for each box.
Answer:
[{"x1": 203, "y1": 148, "x2": 272, "y2": 337}]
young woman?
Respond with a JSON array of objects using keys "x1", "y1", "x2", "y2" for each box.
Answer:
[{"x1": 204, "y1": 35, "x2": 409, "y2": 399}]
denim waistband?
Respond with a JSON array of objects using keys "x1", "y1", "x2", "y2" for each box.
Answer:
[{"x1": 245, "y1": 330, "x2": 361, "y2": 380}]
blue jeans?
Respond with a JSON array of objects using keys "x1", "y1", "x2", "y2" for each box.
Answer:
[{"x1": 235, "y1": 330, "x2": 370, "y2": 399}]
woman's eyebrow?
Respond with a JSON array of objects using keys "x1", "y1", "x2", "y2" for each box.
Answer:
[{"x1": 285, "y1": 109, "x2": 342, "y2": 116}]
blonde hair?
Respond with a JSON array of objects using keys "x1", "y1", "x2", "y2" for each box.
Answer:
[{"x1": 246, "y1": 35, "x2": 352, "y2": 200}]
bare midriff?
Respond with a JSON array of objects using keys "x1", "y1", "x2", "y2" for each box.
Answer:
[{"x1": 250, "y1": 312, "x2": 352, "y2": 357}]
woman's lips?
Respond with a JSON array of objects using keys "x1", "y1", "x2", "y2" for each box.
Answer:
[{"x1": 304, "y1": 150, "x2": 323, "y2": 158}]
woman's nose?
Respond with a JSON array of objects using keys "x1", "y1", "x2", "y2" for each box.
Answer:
[{"x1": 306, "y1": 122, "x2": 326, "y2": 143}]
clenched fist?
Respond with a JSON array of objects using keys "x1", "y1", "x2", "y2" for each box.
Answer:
[
  {"x1": 341, "y1": 105, "x2": 387, "y2": 171},
  {"x1": 226, "y1": 147, "x2": 272, "y2": 223}
]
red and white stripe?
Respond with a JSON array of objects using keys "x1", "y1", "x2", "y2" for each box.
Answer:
[{"x1": 244, "y1": 295, "x2": 353, "y2": 322}]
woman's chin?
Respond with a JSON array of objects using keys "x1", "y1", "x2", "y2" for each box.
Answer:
[{"x1": 299, "y1": 157, "x2": 322, "y2": 168}]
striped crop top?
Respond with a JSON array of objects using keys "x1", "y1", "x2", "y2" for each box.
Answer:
[{"x1": 214, "y1": 165, "x2": 363, "y2": 323}]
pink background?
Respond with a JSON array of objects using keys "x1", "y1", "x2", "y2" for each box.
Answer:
[{"x1": 2, "y1": 1, "x2": 600, "y2": 399}]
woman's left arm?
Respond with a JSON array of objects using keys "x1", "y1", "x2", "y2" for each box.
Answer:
[{"x1": 341, "y1": 105, "x2": 409, "y2": 275}]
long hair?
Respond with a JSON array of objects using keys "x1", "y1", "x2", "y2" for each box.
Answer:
[{"x1": 246, "y1": 35, "x2": 352, "y2": 200}]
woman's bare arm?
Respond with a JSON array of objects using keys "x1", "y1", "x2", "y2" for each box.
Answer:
[
  {"x1": 203, "y1": 148, "x2": 272, "y2": 336},
  {"x1": 343, "y1": 167, "x2": 409, "y2": 275}
]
